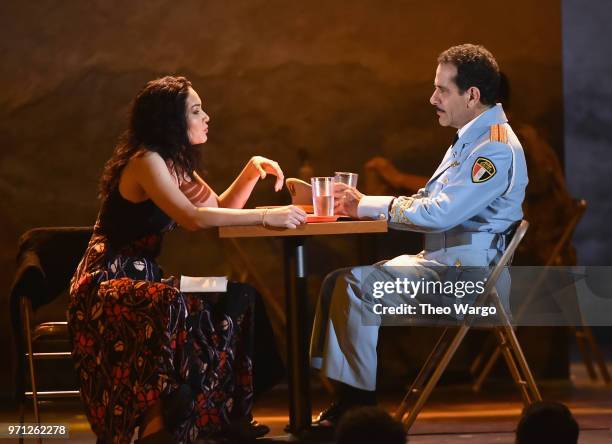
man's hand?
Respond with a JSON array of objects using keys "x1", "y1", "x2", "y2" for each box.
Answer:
[
  {"x1": 247, "y1": 156, "x2": 285, "y2": 191},
  {"x1": 334, "y1": 182, "x2": 363, "y2": 219}
]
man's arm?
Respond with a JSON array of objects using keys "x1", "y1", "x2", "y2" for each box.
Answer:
[{"x1": 352, "y1": 142, "x2": 513, "y2": 232}]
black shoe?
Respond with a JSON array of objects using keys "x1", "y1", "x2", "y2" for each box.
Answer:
[
  {"x1": 225, "y1": 416, "x2": 270, "y2": 442},
  {"x1": 312, "y1": 401, "x2": 353, "y2": 428}
]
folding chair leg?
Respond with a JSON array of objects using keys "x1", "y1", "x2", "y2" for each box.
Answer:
[
  {"x1": 500, "y1": 324, "x2": 542, "y2": 403},
  {"x1": 395, "y1": 326, "x2": 470, "y2": 429},
  {"x1": 469, "y1": 334, "x2": 497, "y2": 377},
  {"x1": 394, "y1": 327, "x2": 456, "y2": 421},
  {"x1": 573, "y1": 326, "x2": 599, "y2": 381},
  {"x1": 494, "y1": 327, "x2": 535, "y2": 405},
  {"x1": 22, "y1": 298, "x2": 41, "y2": 425},
  {"x1": 486, "y1": 291, "x2": 541, "y2": 405},
  {"x1": 580, "y1": 326, "x2": 611, "y2": 384},
  {"x1": 472, "y1": 346, "x2": 502, "y2": 393},
  {"x1": 476, "y1": 326, "x2": 607, "y2": 392}
]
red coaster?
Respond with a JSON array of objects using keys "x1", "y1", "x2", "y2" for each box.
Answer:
[{"x1": 306, "y1": 215, "x2": 340, "y2": 223}]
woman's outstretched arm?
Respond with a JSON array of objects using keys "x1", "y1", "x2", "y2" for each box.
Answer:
[
  {"x1": 128, "y1": 152, "x2": 305, "y2": 230},
  {"x1": 215, "y1": 156, "x2": 284, "y2": 209}
]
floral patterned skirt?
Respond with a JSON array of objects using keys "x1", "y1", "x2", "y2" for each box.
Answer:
[{"x1": 68, "y1": 259, "x2": 263, "y2": 443}]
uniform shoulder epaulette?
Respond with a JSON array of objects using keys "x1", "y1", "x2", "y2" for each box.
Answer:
[{"x1": 489, "y1": 124, "x2": 508, "y2": 144}]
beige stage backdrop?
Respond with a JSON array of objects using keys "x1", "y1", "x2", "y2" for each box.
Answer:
[{"x1": 0, "y1": 0, "x2": 563, "y2": 397}]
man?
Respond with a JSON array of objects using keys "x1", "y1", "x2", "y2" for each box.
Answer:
[{"x1": 310, "y1": 44, "x2": 528, "y2": 426}]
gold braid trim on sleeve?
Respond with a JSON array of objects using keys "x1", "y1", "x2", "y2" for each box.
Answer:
[{"x1": 389, "y1": 196, "x2": 415, "y2": 225}]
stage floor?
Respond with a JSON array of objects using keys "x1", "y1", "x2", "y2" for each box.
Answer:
[{"x1": 3, "y1": 363, "x2": 611, "y2": 443}]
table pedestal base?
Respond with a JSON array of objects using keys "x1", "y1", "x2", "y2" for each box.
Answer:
[{"x1": 284, "y1": 236, "x2": 312, "y2": 434}]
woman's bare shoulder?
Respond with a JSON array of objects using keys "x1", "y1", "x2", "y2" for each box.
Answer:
[{"x1": 129, "y1": 149, "x2": 165, "y2": 170}]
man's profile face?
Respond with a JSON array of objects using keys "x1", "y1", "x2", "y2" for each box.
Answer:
[{"x1": 429, "y1": 63, "x2": 473, "y2": 129}]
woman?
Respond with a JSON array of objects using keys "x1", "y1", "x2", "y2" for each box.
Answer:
[{"x1": 68, "y1": 76, "x2": 306, "y2": 443}]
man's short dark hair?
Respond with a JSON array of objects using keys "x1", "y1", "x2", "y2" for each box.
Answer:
[
  {"x1": 336, "y1": 406, "x2": 407, "y2": 444},
  {"x1": 438, "y1": 43, "x2": 500, "y2": 106},
  {"x1": 516, "y1": 401, "x2": 579, "y2": 444}
]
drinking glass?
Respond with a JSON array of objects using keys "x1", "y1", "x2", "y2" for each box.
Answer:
[
  {"x1": 310, "y1": 177, "x2": 335, "y2": 216},
  {"x1": 334, "y1": 171, "x2": 358, "y2": 188}
]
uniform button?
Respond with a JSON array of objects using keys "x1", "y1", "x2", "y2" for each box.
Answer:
[{"x1": 378, "y1": 213, "x2": 387, "y2": 220}]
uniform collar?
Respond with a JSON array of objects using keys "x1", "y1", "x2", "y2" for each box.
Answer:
[
  {"x1": 455, "y1": 103, "x2": 508, "y2": 148},
  {"x1": 457, "y1": 112, "x2": 480, "y2": 138},
  {"x1": 427, "y1": 104, "x2": 508, "y2": 187}
]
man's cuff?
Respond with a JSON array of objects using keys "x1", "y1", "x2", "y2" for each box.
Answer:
[{"x1": 357, "y1": 195, "x2": 395, "y2": 220}]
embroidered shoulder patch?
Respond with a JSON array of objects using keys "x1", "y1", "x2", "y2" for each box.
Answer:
[
  {"x1": 472, "y1": 157, "x2": 496, "y2": 183},
  {"x1": 489, "y1": 124, "x2": 508, "y2": 143}
]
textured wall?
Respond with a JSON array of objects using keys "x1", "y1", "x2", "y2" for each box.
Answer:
[
  {"x1": 563, "y1": 0, "x2": 612, "y2": 266},
  {"x1": 0, "y1": 0, "x2": 563, "y2": 397}
]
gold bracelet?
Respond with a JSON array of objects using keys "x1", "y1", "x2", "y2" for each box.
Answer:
[{"x1": 261, "y1": 209, "x2": 269, "y2": 227}]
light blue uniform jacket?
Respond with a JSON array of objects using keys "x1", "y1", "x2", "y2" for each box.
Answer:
[
  {"x1": 310, "y1": 104, "x2": 528, "y2": 390},
  {"x1": 360, "y1": 103, "x2": 527, "y2": 248}
]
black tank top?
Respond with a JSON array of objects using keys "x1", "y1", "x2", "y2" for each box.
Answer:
[{"x1": 97, "y1": 187, "x2": 175, "y2": 254}]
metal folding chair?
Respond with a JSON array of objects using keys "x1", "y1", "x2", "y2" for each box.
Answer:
[
  {"x1": 10, "y1": 227, "x2": 93, "y2": 427},
  {"x1": 394, "y1": 220, "x2": 542, "y2": 429},
  {"x1": 470, "y1": 200, "x2": 609, "y2": 390}
]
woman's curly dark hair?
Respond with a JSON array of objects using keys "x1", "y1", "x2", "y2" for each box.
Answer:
[{"x1": 99, "y1": 75, "x2": 200, "y2": 200}]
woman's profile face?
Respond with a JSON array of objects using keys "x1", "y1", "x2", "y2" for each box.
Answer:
[{"x1": 185, "y1": 87, "x2": 210, "y2": 145}]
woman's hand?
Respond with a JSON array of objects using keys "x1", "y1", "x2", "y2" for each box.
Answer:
[
  {"x1": 217, "y1": 156, "x2": 285, "y2": 209},
  {"x1": 248, "y1": 156, "x2": 285, "y2": 192},
  {"x1": 263, "y1": 205, "x2": 307, "y2": 229}
]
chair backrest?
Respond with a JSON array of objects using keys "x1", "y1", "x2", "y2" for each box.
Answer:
[
  {"x1": 10, "y1": 226, "x2": 93, "y2": 401},
  {"x1": 482, "y1": 220, "x2": 529, "y2": 297},
  {"x1": 12, "y1": 227, "x2": 94, "y2": 308}
]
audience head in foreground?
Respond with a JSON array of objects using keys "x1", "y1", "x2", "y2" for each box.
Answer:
[
  {"x1": 516, "y1": 401, "x2": 579, "y2": 444},
  {"x1": 336, "y1": 406, "x2": 407, "y2": 444}
]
